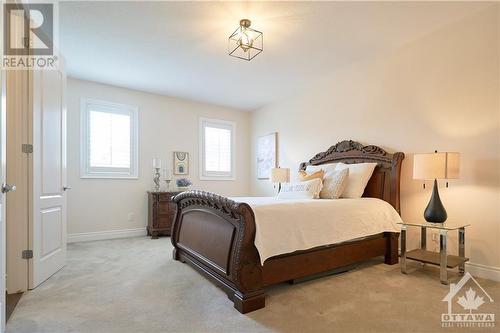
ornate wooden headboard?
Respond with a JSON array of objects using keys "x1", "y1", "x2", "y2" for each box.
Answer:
[{"x1": 299, "y1": 140, "x2": 405, "y2": 214}]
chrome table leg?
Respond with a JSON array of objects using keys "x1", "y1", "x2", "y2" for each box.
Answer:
[
  {"x1": 420, "y1": 226, "x2": 427, "y2": 267},
  {"x1": 401, "y1": 225, "x2": 407, "y2": 274},
  {"x1": 421, "y1": 226, "x2": 426, "y2": 250},
  {"x1": 458, "y1": 227, "x2": 465, "y2": 275},
  {"x1": 440, "y1": 230, "x2": 448, "y2": 285}
]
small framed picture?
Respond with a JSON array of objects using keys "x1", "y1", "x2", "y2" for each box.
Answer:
[{"x1": 173, "y1": 151, "x2": 189, "y2": 175}]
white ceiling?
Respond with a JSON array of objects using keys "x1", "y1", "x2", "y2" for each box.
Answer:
[{"x1": 60, "y1": 1, "x2": 491, "y2": 111}]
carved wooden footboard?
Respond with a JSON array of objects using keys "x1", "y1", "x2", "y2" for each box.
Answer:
[{"x1": 171, "y1": 191, "x2": 265, "y2": 313}]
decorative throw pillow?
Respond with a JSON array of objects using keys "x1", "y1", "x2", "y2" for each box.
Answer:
[
  {"x1": 305, "y1": 163, "x2": 337, "y2": 174},
  {"x1": 335, "y1": 162, "x2": 377, "y2": 198},
  {"x1": 319, "y1": 168, "x2": 349, "y2": 199},
  {"x1": 277, "y1": 178, "x2": 323, "y2": 199},
  {"x1": 298, "y1": 170, "x2": 325, "y2": 182}
]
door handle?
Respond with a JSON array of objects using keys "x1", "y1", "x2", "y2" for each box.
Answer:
[
  {"x1": 63, "y1": 186, "x2": 72, "y2": 191},
  {"x1": 1, "y1": 183, "x2": 16, "y2": 193}
]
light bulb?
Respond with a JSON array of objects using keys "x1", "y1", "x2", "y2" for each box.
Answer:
[{"x1": 238, "y1": 28, "x2": 253, "y2": 52}]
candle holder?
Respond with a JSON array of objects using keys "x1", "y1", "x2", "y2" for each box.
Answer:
[
  {"x1": 153, "y1": 167, "x2": 161, "y2": 192},
  {"x1": 163, "y1": 168, "x2": 172, "y2": 192}
]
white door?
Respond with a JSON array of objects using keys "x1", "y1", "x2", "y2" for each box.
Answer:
[
  {"x1": 1, "y1": 4, "x2": 9, "y2": 331},
  {"x1": 0, "y1": 60, "x2": 8, "y2": 333},
  {"x1": 29, "y1": 60, "x2": 67, "y2": 288}
]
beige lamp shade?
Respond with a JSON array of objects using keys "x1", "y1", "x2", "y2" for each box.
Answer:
[
  {"x1": 270, "y1": 168, "x2": 290, "y2": 183},
  {"x1": 413, "y1": 152, "x2": 460, "y2": 180}
]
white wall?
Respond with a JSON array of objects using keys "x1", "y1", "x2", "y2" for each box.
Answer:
[
  {"x1": 67, "y1": 78, "x2": 251, "y2": 236},
  {"x1": 251, "y1": 7, "x2": 500, "y2": 279}
]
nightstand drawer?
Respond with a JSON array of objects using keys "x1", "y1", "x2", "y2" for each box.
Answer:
[
  {"x1": 158, "y1": 194, "x2": 173, "y2": 202},
  {"x1": 147, "y1": 191, "x2": 180, "y2": 239},
  {"x1": 157, "y1": 216, "x2": 171, "y2": 229},
  {"x1": 159, "y1": 205, "x2": 170, "y2": 215}
]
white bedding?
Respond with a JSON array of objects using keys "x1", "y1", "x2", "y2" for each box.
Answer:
[{"x1": 230, "y1": 197, "x2": 402, "y2": 264}]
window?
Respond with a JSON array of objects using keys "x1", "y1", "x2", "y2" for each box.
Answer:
[
  {"x1": 81, "y1": 99, "x2": 139, "y2": 178},
  {"x1": 199, "y1": 117, "x2": 235, "y2": 180}
]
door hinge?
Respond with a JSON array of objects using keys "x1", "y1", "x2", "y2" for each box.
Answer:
[
  {"x1": 23, "y1": 37, "x2": 30, "y2": 49},
  {"x1": 22, "y1": 144, "x2": 33, "y2": 154},
  {"x1": 22, "y1": 250, "x2": 33, "y2": 259}
]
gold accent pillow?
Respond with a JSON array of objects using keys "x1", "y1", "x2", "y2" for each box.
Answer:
[{"x1": 298, "y1": 170, "x2": 325, "y2": 182}]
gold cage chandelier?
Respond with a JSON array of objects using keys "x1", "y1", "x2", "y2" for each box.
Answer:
[{"x1": 228, "y1": 19, "x2": 263, "y2": 61}]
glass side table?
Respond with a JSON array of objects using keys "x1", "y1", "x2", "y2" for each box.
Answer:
[{"x1": 397, "y1": 221, "x2": 470, "y2": 285}]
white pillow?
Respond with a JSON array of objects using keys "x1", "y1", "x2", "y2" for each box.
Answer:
[
  {"x1": 278, "y1": 178, "x2": 323, "y2": 199},
  {"x1": 305, "y1": 163, "x2": 337, "y2": 174},
  {"x1": 320, "y1": 168, "x2": 349, "y2": 199},
  {"x1": 335, "y1": 162, "x2": 377, "y2": 198}
]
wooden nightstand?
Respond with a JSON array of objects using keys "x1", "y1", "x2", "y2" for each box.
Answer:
[
  {"x1": 398, "y1": 221, "x2": 470, "y2": 285},
  {"x1": 147, "y1": 191, "x2": 181, "y2": 239}
]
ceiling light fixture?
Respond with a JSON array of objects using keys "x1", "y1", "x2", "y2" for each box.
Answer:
[{"x1": 228, "y1": 19, "x2": 263, "y2": 61}]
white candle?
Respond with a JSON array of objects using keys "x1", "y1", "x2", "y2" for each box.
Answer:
[
  {"x1": 152, "y1": 158, "x2": 161, "y2": 169},
  {"x1": 163, "y1": 168, "x2": 172, "y2": 180}
]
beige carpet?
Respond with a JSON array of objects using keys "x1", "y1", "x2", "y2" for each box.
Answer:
[{"x1": 6, "y1": 237, "x2": 500, "y2": 333}]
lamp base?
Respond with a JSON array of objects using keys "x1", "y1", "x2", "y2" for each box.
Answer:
[
  {"x1": 275, "y1": 182, "x2": 282, "y2": 197},
  {"x1": 424, "y1": 179, "x2": 447, "y2": 223}
]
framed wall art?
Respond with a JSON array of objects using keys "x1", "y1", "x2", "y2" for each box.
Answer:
[
  {"x1": 173, "y1": 151, "x2": 189, "y2": 175},
  {"x1": 257, "y1": 133, "x2": 277, "y2": 179}
]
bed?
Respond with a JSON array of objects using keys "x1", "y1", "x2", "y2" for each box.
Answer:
[{"x1": 171, "y1": 140, "x2": 404, "y2": 313}]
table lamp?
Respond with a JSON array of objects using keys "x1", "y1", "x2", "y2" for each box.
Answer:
[
  {"x1": 413, "y1": 151, "x2": 460, "y2": 223},
  {"x1": 270, "y1": 167, "x2": 290, "y2": 194}
]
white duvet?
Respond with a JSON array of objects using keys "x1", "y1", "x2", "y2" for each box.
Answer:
[{"x1": 230, "y1": 197, "x2": 402, "y2": 264}]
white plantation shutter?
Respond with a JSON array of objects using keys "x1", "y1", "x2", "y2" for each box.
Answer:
[
  {"x1": 205, "y1": 127, "x2": 231, "y2": 172},
  {"x1": 81, "y1": 99, "x2": 138, "y2": 178},
  {"x1": 200, "y1": 118, "x2": 235, "y2": 179},
  {"x1": 89, "y1": 111, "x2": 131, "y2": 168}
]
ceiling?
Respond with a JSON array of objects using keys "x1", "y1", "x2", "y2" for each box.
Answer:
[{"x1": 60, "y1": 1, "x2": 492, "y2": 111}]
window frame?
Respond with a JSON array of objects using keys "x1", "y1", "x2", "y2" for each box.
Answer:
[
  {"x1": 199, "y1": 117, "x2": 236, "y2": 181},
  {"x1": 80, "y1": 98, "x2": 139, "y2": 179}
]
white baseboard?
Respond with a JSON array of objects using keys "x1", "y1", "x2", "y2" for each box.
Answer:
[
  {"x1": 466, "y1": 262, "x2": 500, "y2": 282},
  {"x1": 67, "y1": 227, "x2": 147, "y2": 243}
]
